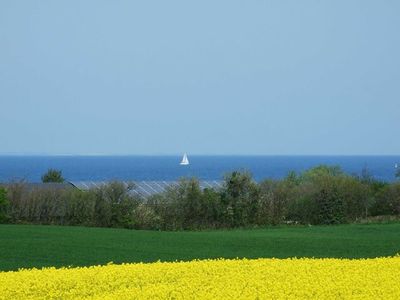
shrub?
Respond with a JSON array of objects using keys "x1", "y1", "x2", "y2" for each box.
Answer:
[
  {"x1": 313, "y1": 181, "x2": 345, "y2": 225},
  {"x1": 6, "y1": 181, "x2": 30, "y2": 223},
  {"x1": 200, "y1": 188, "x2": 222, "y2": 228},
  {"x1": 3, "y1": 165, "x2": 400, "y2": 230},
  {"x1": 286, "y1": 195, "x2": 316, "y2": 224},
  {"x1": 25, "y1": 188, "x2": 65, "y2": 224},
  {"x1": 146, "y1": 194, "x2": 174, "y2": 230},
  {"x1": 174, "y1": 178, "x2": 204, "y2": 229},
  {"x1": 147, "y1": 178, "x2": 207, "y2": 230},
  {"x1": 258, "y1": 179, "x2": 294, "y2": 225},
  {"x1": 0, "y1": 187, "x2": 9, "y2": 223},
  {"x1": 132, "y1": 204, "x2": 162, "y2": 230},
  {"x1": 92, "y1": 181, "x2": 140, "y2": 228},
  {"x1": 41, "y1": 169, "x2": 65, "y2": 183},
  {"x1": 301, "y1": 165, "x2": 344, "y2": 181},
  {"x1": 371, "y1": 183, "x2": 400, "y2": 216},
  {"x1": 64, "y1": 189, "x2": 96, "y2": 226},
  {"x1": 221, "y1": 171, "x2": 259, "y2": 227},
  {"x1": 340, "y1": 177, "x2": 371, "y2": 221},
  {"x1": 304, "y1": 170, "x2": 346, "y2": 225}
]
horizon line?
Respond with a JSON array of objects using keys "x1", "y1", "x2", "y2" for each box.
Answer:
[{"x1": 0, "y1": 153, "x2": 399, "y2": 157}]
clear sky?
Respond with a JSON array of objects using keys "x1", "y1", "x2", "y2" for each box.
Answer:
[{"x1": 0, "y1": 1, "x2": 399, "y2": 155}]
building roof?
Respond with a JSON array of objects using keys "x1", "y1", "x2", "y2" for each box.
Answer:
[
  {"x1": 0, "y1": 182, "x2": 75, "y2": 191},
  {"x1": 1, "y1": 180, "x2": 224, "y2": 198},
  {"x1": 69, "y1": 180, "x2": 223, "y2": 197}
]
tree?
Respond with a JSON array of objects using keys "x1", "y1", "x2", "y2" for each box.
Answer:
[
  {"x1": 41, "y1": 169, "x2": 65, "y2": 183},
  {"x1": 259, "y1": 179, "x2": 293, "y2": 225},
  {"x1": 156, "y1": 178, "x2": 206, "y2": 229},
  {"x1": 298, "y1": 166, "x2": 346, "y2": 224},
  {"x1": 371, "y1": 183, "x2": 400, "y2": 216},
  {"x1": 314, "y1": 181, "x2": 345, "y2": 225},
  {"x1": 0, "y1": 187, "x2": 9, "y2": 223},
  {"x1": 301, "y1": 165, "x2": 343, "y2": 182},
  {"x1": 176, "y1": 178, "x2": 203, "y2": 229},
  {"x1": 221, "y1": 171, "x2": 259, "y2": 227},
  {"x1": 93, "y1": 181, "x2": 138, "y2": 228}
]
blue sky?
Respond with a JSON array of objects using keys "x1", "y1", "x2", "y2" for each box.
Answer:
[{"x1": 0, "y1": 1, "x2": 399, "y2": 155}]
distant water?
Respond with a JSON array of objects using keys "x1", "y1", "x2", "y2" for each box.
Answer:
[{"x1": 0, "y1": 156, "x2": 399, "y2": 183}]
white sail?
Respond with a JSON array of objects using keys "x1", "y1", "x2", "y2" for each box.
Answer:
[{"x1": 180, "y1": 153, "x2": 189, "y2": 165}]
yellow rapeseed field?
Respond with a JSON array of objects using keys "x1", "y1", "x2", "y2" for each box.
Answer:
[{"x1": 0, "y1": 257, "x2": 399, "y2": 299}]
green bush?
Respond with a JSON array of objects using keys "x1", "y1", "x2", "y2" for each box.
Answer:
[
  {"x1": 340, "y1": 177, "x2": 371, "y2": 221},
  {"x1": 258, "y1": 179, "x2": 294, "y2": 225},
  {"x1": 313, "y1": 181, "x2": 345, "y2": 225},
  {"x1": 41, "y1": 169, "x2": 65, "y2": 183},
  {"x1": 2, "y1": 165, "x2": 400, "y2": 230},
  {"x1": 92, "y1": 181, "x2": 139, "y2": 228},
  {"x1": 286, "y1": 195, "x2": 316, "y2": 224},
  {"x1": 146, "y1": 178, "x2": 221, "y2": 230},
  {"x1": 371, "y1": 183, "x2": 400, "y2": 216},
  {"x1": 64, "y1": 189, "x2": 96, "y2": 226},
  {"x1": 221, "y1": 171, "x2": 259, "y2": 227},
  {"x1": 301, "y1": 165, "x2": 344, "y2": 181},
  {"x1": 0, "y1": 187, "x2": 9, "y2": 223},
  {"x1": 132, "y1": 203, "x2": 162, "y2": 230}
]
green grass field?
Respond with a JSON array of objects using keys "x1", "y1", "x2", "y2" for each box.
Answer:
[{"x1": 1, "y1": 223, "x2": 400, "y2": 271}]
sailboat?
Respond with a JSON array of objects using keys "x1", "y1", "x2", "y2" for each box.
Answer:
[{"x1": 180, "y1": 153, "x2": 189, "y2": 165}]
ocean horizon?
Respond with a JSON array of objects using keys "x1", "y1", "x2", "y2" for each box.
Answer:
[{"x1": 0, "y1": 155, "x2": 399, "y2": 183}]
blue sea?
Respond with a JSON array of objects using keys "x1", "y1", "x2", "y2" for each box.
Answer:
[{"x1": 0, "y1": 155, "x2": 399, "y2": 183}]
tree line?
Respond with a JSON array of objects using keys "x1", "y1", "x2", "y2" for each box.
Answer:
[{"x1": 0, "y1": 165, "x2": 399, "y2": 230}]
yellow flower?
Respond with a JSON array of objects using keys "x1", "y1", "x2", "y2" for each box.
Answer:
[{"x1": 0, "y1": 257, "x2": 399, "y2": 299}]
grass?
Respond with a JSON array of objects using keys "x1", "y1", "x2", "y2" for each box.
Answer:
[{"x1": 1, "y1": 223, "x2": 400, "y2": 271}]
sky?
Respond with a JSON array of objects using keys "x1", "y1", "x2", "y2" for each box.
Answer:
[{"x1": 0, "y1": 1, "x2": 399, "y2": 155}]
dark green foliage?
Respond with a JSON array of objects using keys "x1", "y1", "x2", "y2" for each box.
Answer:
[
  {"x1": 147, "y1": 178, "x2": 222, "y2": 230},
  {"x1": 174, "y1": 178, "x2": 204, "y2": 228},
  {"x1": 64, "y1": 190, "x2": 96, "y2": 226},
  {"x1": 0, "y1": 187, "x2": 9, "y2": 223},
  {"x1": 1, "y1": 223, "x2": 400, "y2": 271},
  {"x1": 371, "y1": 183, "x2": 400, "y2": 216},
  {"x1": 286, "y1": 195, "x2": 316, "y2": 224},
  {"x1": 221, "y1": 171, "x2": 259, "y2": 227},
  {"x1": 314, "y1": 184, "x2": 344, "y2": 225},
  {"x1": 4, "y1": 181, "x2": 140, "y2": 228},
  {"x1": 41, "y1": 169, "x2": 65, "y2": 183},
  {"x1": 306, "y1": 174, "x2": 345, "y2": 225},
  {"x1": 132, "y1": 203, "x2": 162, "y2": 230},
  {"x1": 2, "y1": 165, "x2": 400, "y2": 230},
  {"x1": 5, "y1": 182, "x2": 65, "y2": 224},
  {"x1": 5, "y1": 182, "x2": 25, "y2": 223},
  {"x1": 200, "y1": 188, "x2": 222, "y2": 227},
  {"x1": 258, "y1": 179, "x2": 292, "y2": 225},
  {"x1": 92, "y1": 182, "x2": 139, "y2": 228},
  {"x1": 340, "y1": 177, "x2": 371, "y2": 220}
]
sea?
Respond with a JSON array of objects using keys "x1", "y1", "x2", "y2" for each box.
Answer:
[{"x1": 0, "y1": 155, "x2": 399, "y2": 183}]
